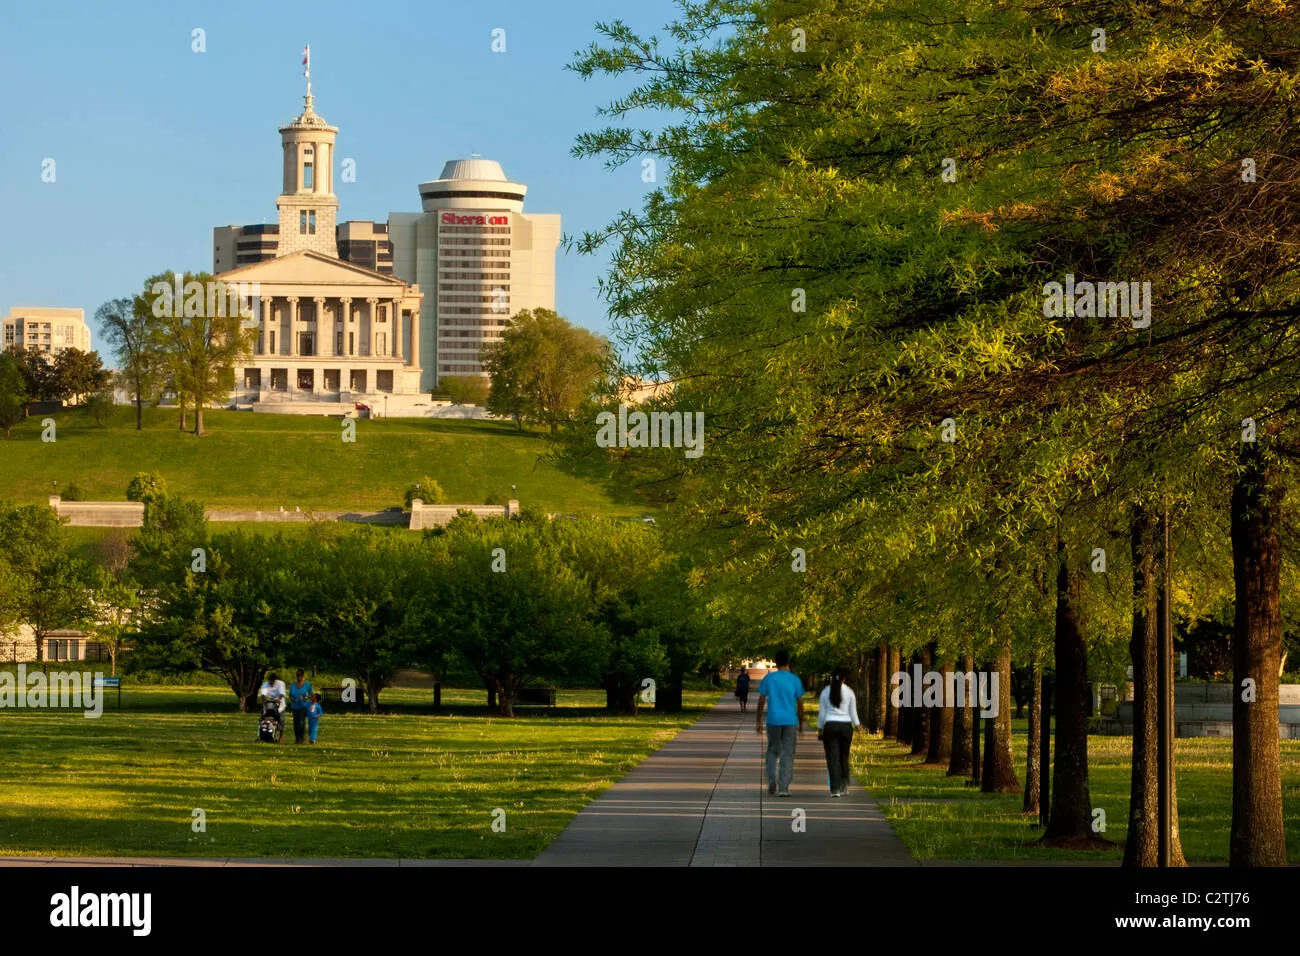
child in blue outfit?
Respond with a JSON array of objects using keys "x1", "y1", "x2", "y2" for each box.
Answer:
[{"x1": 308, "y1": 694, "x2": 323, "y2": 744}]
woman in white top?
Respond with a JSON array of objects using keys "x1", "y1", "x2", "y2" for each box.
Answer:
[{"x1": 817, "y1": 672, "x2": 860, "y2": 797}]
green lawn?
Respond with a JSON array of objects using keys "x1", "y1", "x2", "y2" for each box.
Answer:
[
  {"x1": 853, "y1": 723, "x2": 1300, "y2": 862},
  {"x1": 0, "y1": 404, "x2": 648, "y2": 515},
  {"x1": 0, "y1": 684, "x2": 718, "y2": 859}
]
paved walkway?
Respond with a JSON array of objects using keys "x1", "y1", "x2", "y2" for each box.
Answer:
[{"x1": 533, "y1": 694, "x2": 916, "y2": 866}]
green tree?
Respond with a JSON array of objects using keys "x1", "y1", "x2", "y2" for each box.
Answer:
[
  {"x1": 298, "y1": 532, "x2": 420, "y2": 712},
  {"x1": 143, "y1": 271, "x2": 252, "y2": 436},
  {"x1": 97, "y1": 296, "x2": 161, "y2": 431},
  {"x1": 12, "y1": 347, "x2": 56, "y2": 402},
  {"x1": 51, "y1": 348, "x2": 110, "y2": 404},
  {"x1": 404, "y1": 477, "x2": 446, "y2": 509},
  {"x1": 133, "y1": 530, "x2": 298, "y2": 711},
  {"x1": 483, "y1": 309, "x2": 610, "y2": 433},
  {"x1": 0, "y1": 352, "x2": 28, "y2": 438},
  {"x1": 438, "y1": 375, "x2": 489, "y2": 406},
  {"x1": 125, "y1": 472, "x2": 168, "y2": 505},
  {"x1": 0, "y1": 504, "x2": 92, "y2": 662}
]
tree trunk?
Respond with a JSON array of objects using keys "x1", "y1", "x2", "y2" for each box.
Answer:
[
  {"x1": 1042, "y1": 539, "x2": 1095, "y2": 844},
  {"x1": 910, "y1": 645, "x2": 932, "y2": 756},
  {"x1": 1039, "y1": 672, "x2": 1052, "y2": 828},
  {"x1": 947, "y1": 653, "x2": 973, "y2": 776},
  {"x1": 897, "y1": 651, "x2": 916, "y2": 746},
  {"x1": 856, "y1": 649, "x2": 871, "y2": 729},
  {"x1": 872, "y1": 643, "x2": 887, "y2": 734},
  {"x1": 1023, "y1": 654, "x2": 1041, "y2": 815},
  {"x1": 970, "y1": 672, "x2": 982, "y2": 788},
  {"x1": 194, "y1": 404, "x2": 205, "y2": 437},
  {"x1": 982, "y1": 640, "x2": 1020, "y2": 793},
  {"x1": 178, "y1": 394, "x2": 187, "y2": 431},
  {"x1": 134, "y1": 373, "x2": 144, "y2": 431},
  {"x1": 929, "y1": 659, "x2": 954, "y2": 764},
  {"x1": 1124, "y1": 504, "x2": 1187, "y2": 867},
  {"x1": 655, "y1": 664, "x2": 684, "y2": 712},
  {"x1": 1229, "y1": 443, "x2": 1287, "y2": 866},
  {"x1": 884, "y1": 646, "x2": 899, "y2": 737}
]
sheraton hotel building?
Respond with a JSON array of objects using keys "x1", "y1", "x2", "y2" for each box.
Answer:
[{"x1": 212, "y1": 83, "x2": 560, "y2": 405}]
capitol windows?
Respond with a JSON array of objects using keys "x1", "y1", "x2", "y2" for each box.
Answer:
[{"x1": 299, "y1": 210, "x2": 317, "y2": 234}]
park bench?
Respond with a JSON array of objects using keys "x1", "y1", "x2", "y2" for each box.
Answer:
[{"x1": 513, "y1": 687, "x2": 557, "y2": 711}]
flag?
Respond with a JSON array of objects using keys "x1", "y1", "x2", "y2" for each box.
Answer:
[{"x1": 302, "y1": 45, "x2": 310, "y2": 78}]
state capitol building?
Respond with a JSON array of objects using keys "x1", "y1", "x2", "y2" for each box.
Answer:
[{"x1": 213, "y1": 78, "x2": 560, "y2": 410}]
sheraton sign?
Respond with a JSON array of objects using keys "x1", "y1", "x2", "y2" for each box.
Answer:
[{"x1": 441, "y1": 212, "x2": 509, "y2": 226}]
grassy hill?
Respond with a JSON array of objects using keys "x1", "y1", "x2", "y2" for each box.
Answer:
[{"x1": 0, "y1": 405, "x2": 647, "y2": 516}]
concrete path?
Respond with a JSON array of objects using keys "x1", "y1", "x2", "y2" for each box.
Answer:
[{"x1": 533, "y1": 694, "x2": 916, "y2": 866}]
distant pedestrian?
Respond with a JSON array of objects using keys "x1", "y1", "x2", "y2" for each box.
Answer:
[
  {"x1": 307, "y1": 693, "x2": 323, "y2": 744},
  {"x1": 289, "y1": 669, "x2": 314, "y2": 744},
  {"x1": 818, "y1": 671, "x2": 860, "y2": 797},
  {"x1": 735, "y1": 669, "x2": 751, "y2": 712},
  {"x1": 755, "y1": 650, "x2": 806, "y2": 797}
]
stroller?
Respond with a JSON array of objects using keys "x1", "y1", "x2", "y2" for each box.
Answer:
[{"x1": 257, "y1": 697, "x2": 284, "y2": 743}]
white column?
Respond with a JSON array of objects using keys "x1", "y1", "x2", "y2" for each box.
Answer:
[
  {"x1": 410, "y1": 308, "x2": 420, "y2": 370},
  {"x1": 340, "y1": 297, "x2": 353, "y2": 356},
  {"x1": 260, "y1": 297, "x2": 274, "y2": 356},
  {"x1": 392, "y1": 298, "x2": 403, "y2": 361},
  {"x1": 366, "y1": 298, "x2": 378, "y2": 358},
  {"x1": 314, "y1": 297, "x2": 327, "y2": 356},
  {"x1": 288, "y1": 297, "x2": 300, "y2": 358}
]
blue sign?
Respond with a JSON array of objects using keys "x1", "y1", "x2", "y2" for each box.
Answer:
[{"x1": 93, "y1": 677, "x2": 121, "y2": 688}]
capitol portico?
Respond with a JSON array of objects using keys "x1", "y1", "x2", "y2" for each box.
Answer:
[
  {"x1": 216, "y1": 80, "x2": 423, "y2": 408},
  {"x1": 220, "y1": 251, "x2": 422, "y2": 401}
]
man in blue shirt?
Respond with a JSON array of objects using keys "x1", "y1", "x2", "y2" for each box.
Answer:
[{"x1": 755, "y1": 650, "x2": 806, "y2": 796}]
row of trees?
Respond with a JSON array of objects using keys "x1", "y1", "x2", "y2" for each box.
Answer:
[
  {"x1": 0, "y1": 473, "x2": 709, "y2": 717},
  {"x1": 564, "y1": 0, "x2": 1300, "y2": 866},
  {"x1": 97, "y1": 270, "x2": 251, "y2": 436},
  {"x1": 0, "y1": 348, "x2": 113, "y2": 438},
  {"x1": 132, "y1": 509, "x2": 706, "y2": 716}
]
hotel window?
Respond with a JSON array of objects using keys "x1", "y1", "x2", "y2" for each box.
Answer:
[
  {"x1": 336, "y1": 330, "x2": 344, "y2": 354},
  {"x1": 300, "y1": 211, "x2": 308, "y2": 234},
  {"x1": 304, "y1": 161, "x2": 314, "y2": 189}
]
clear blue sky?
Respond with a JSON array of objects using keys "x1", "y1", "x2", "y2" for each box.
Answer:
[{"x1": 0, "y1": 0, "x2": 678, "y2": 363}]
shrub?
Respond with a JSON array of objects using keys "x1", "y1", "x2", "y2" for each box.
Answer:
[
  {"x1": 404, "y1": 477, "x2": 446, "y2": 509},
  {"x1": 126, "y1": 472, "x2": 167, "y2": 504}
]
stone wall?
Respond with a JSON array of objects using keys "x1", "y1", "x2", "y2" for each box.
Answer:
[
  {"x1": 49, "y1": 496, "x2": 144, "y2": 527},
  {"x1": 408, "y1": 499, "x2": 519, "y2": 531}
]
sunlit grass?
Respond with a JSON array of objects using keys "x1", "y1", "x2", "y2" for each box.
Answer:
[
  {"x1": 854, "y1": 723, "x2": 1300, "y2": 861},
  {"x1": 0, "y1": 685, "x2": 718, "y2": 860}
]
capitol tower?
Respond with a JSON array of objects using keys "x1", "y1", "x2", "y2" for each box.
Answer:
[{"x1": 388, "y1": 158, "x2": 561, "y2": 393}]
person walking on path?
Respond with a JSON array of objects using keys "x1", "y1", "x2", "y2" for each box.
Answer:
[
  {"x1": 289, "y1": 669, "x2": 314, "y2": 744},
  {"x1": 735, "y1": 669, "x2": 751, "y2": 712},
  {"x1": 755, "y1": 650, "x2": 806, "y2": 797},
  {"x1": 307, "y1": 693, "x2": 323, "y2": 744},
  {"x1": 817, "y1": 671, "x2": 860, "y2": 797}
]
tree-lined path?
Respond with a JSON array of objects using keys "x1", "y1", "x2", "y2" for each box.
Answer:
[{"x1": 534, "y1": 695, "x2": 916, "y2": 867}]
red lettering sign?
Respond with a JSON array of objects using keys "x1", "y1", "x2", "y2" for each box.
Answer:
[{"x1": 440, "y1": 212, "x2": 510, "y2": 226}]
